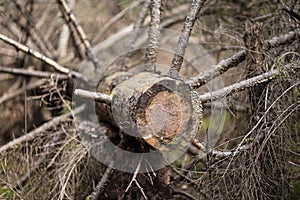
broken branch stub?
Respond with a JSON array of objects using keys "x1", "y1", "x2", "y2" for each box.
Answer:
[{"x1": 111, "y1": 72, "x2": 202, "y2": 150}]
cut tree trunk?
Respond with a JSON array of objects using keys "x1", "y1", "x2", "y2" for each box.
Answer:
[
  {"x1": 96, "y1": 71, "x2": 202, "y2": 150},
  {"x1": 95, "y1": 70, "x2": 202, "y2": 199}
]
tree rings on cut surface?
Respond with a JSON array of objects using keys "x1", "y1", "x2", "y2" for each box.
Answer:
[{"x1": 111, "y1": 72, "x2": 202, "y2": 150}]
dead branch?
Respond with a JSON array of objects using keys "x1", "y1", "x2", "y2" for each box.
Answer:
[
  {"x1": 0, "y1": 104, "x2": 85, "y2": 154},
  {"x1": 197, "y1": 63, "x2": 296, "y2": 103},
  {"x1": 0, "y1": 79, "x2": 47, "y2": 105},
  {"x1": 263, "y1": 30, "x2": 300, "y2": 49},
  {"x1": 125, "y1": 156, "x2": 148, "y2": 200},
  {"x1": 0, "y1": 33, "x2": 86, "y2": 81},
  {"x1": 145, "y1": 0, "x2": 162, "y2": 72},
  {"x1": 192, "y1": 133, "x2": 265, "y2": 159},
  {"x1": 90, "y1": 166, "x2": 115, "y2": 200},
  {"x1": 74, "y1": 89, "x2": 112, "y2": 103},
  {"x1": 0, "y1": 66, "x2": 68, "y2": 80},
  {"x1": 169, "y1": 0, "x2": 206, "y2": 76},
  {"x1": 57, "y1": 0, "x2": 100, "y2": 69},
  {"x1": 187, "y1": 29, "x2": 300, "y2": 88}
]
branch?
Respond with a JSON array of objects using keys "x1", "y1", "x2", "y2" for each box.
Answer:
[
  {"x1": 0, "y1": 79, "x2": 47, "y2": 105},
  {"x1": 74, "y1": 89, "x2": 112, "y2": 103},
  {"x1": 90, "y1": 166, "x2": 115, "y2": 200},
  {"x1": 192, "y1": 133, "x2": 265, "y2": 159},
  {"x1": 145, "y1": 0, "x2": 162, "y2": 72},
  {"x1": 197, "y1": 63, "x2": 295, "y2": 103},
  {"x1": 168, "y1": 0, "x2": 206, "y2": 76},
  {"x1": 187, "y1": 30, "x2": 300, "y2": 88},
  {"x1": 125, "y1": 156, "x2": 148, "y2": 200},
  {"x1": 0, "y1": 33, "x2": 86, "y2": 81},
  {"x1": 0, "y1": 104, "x2": 85, "y2": 154},
  {"x1": 0, "y1": 66, "x2": 68, "y2": 80},
  {"x1": 57, "y1": 0, "x2": 100, "y2": 69}
]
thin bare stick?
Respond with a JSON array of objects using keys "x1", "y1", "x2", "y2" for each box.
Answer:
[
  {"x1": 197, "y1": 63, "x2": 295, "y2": 103},
  {"x1": 0, "y1": 104, "x2": 85, "y2": 154},
  {"x1": 0, "y1": 79, "x2": 47, "y2": 105},
  {"x1": 90, "y1": 166, "x2": 115, "y2": 200},
  {"x1": 192, "y1": 133, "x2": 265, "y2": 159},
  {"x1": 74, "y1": 89, "x2": 112, "y2": 103},
  {"x1": 125, "y1": 156, "x2": 148, "y2": 199},
  {"x1": 144, "y1": 0, "x2": 162, "y2": 72},
  {"x1": 0, "y1": 66, "x2": 68, "y2": 80},
  {"x1": 0, "y1": 33, "x2": 86, "y2": 81},
  {"x1": 187, "y1": 30, "x2": 300, "y2": 88},
  {"x1": 57, "y1": 0, "x2": 99, "y2": 69},
  {"x1": 168, "y1": 0, "x2": 206, "y2": 76}
]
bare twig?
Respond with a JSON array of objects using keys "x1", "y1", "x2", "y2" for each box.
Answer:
[
  {"x1": 263, "y1": 30, "x2": 300, "y2": 49},
  {"x1": 0, "y1": 79, "x2": 47, "y2": 105},
  {"x1": 0, "y1": 104, "x2": 85, "y2": 154},
  {"x1": 187, "y1": 50, "x2": 247, "y2": 87},
  {"x1": 0, "y1": 66, "x2": 68, "y2": 80},
  {"x1": 168, "y1": 0, "x2": 206, "y2": 76},
  {"x1": 145, "y1": 0, "x2": 162, "y2": 72},
  {"x1": 74, "y1": 89, "x2": 112, "y2": 103},
  {"x1": 125, "y1": 155, "x2": 148, "y2": 200},
  {"x1": 57, "y1": 0, "x2": 100, "y2": 69},
  {"x1": 90, "y1": 166, "x2": 115, "y2": 200},
  {"x1": 192, "y1": 133, "x2": 265, "y2": 159},
  {"x1": 0, "y1": 33, "x2": 86, "y2": 81},
  {"x1": 187, "y1": 30, "x2": 300, "y2": 88},
  {"x1": 197, "y1": 63, "x2": 296, "y2": 103}
]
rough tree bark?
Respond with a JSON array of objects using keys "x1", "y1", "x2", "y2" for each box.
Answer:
[{"x1": 94, "y1": 69, "x2": 202, "y2": 199}]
